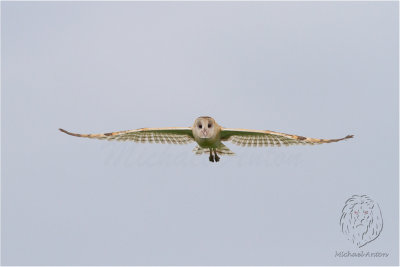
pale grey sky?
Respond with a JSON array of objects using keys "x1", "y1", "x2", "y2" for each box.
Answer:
[{"x1": 2, "y1": 1, "x2": 399, "y2": 265}]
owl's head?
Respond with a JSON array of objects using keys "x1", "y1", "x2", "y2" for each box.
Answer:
[{"x1": 193, "y1": 116, "x2": 219, "y2": 139}]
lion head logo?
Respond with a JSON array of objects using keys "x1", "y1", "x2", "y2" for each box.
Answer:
[{"x1": 340, "y1": 195, "x2": 383, "y2": 248}]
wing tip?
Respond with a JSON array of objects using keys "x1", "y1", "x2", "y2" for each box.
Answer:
[
  {"x1": 59, "y1": 128, "x2": 81, "y2": 137},
  {"x1": 59, "y1": 128, "x2": 69, "y2": 134}
]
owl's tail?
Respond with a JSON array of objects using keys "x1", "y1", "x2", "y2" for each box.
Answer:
[{"x1": 193, "y1": 144, "x2": 235, "y2": 156}]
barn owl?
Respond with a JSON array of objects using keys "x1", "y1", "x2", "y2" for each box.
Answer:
[{"x1": 59, "y1": 116, "x2": 353, "y2": 162}]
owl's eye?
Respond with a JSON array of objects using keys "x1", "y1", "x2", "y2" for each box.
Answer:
[
  {"x1": 208, "y1": 123, "x2": 212, "y2": 128},
  {"x1": 198, "y1": 124, "x2": 202, "y2": 129}
]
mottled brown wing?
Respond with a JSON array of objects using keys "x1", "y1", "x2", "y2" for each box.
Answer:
[
  {"x1": 220, "y1": 128, "x2": 353, "y2": 147},
  {"x1": 59, "y1": 127, "x2": 195, "y2": 144}
]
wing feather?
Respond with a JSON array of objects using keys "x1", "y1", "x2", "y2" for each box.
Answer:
[
  {"x1": 59, "y1": 127, "x2": 195, "y2": 144},
  {"x1": 220, "y1": 128, "x2": 353, "y2": 147}
]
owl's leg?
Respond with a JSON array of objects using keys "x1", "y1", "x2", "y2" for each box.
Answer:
[
  {"x1": 213, "y1": 148, "x2": 220, "y2": 162},
  {"x1": 209, "y1": 149, "x2": 215, "y2": 162}
]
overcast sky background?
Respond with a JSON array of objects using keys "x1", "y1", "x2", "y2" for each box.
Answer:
[{"x1": 2, "y1": 1, "x2": 399, "y2": 266}]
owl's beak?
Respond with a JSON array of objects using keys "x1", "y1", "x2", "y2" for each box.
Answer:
[{"x1": 200, "y1": 130, "x2": 208, "y2": 138}]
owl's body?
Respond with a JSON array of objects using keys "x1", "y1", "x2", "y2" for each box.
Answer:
[
  {"x1": 193, "y1": 131, "x2": 221, "y2": 149},
  {"x1": 60, "y1": 116, "x2": 353, "y2": 162}
]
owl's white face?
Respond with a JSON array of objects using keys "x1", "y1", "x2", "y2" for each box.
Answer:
[{"x1": 192, "y1": 116, "x2": 219, "y2": 139}]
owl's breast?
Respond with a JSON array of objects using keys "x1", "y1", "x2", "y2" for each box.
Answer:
[{"x1": 194, "y1": 136, "x2": 220, "y2": 148}]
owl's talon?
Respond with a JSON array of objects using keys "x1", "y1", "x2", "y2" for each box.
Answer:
[
  {"x1": 209, "y1": 155, "x2": 215, "y2": 162},
  {"x1": 214, "y1": 154, "x2": 220, "y2": 162}
]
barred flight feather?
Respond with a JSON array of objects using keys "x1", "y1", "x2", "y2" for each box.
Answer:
[
  {"x1": 59, "y1": 128, "x2": 194, "y2": 144},
  {"x1": 222, "y1": 129, "x2": 353, "y2": 147},
  {"x1": 192, "y1": 145, "x2": 235, "y2": 156}
]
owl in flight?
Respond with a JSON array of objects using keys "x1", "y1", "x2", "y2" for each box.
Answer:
[{"x1": 60, "y1": 116, "x2": 353, "y2": 162}]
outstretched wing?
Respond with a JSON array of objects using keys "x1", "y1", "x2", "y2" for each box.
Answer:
[
  {"x1": 59, "y1": 127, "x2": 195, "y2": 144},
  {"x1": 220, "y1": 128, "x2": 353, "y2": 147}
]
